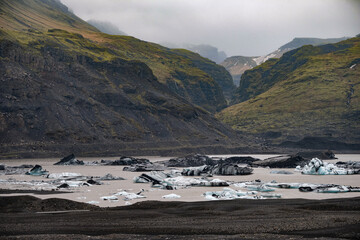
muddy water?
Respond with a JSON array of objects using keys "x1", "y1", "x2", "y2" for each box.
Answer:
[{"x1": 0, "y1": 154, "x2": 359, "y2": 207}]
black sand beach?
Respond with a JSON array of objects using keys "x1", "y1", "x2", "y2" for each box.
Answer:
[{"x1": 0, "y1": 195, "x2": 359, "y2": 239}]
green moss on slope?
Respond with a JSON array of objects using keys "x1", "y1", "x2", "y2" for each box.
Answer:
[{"x1": 217, "y1": 37, "x2": 360, "y2": 144}]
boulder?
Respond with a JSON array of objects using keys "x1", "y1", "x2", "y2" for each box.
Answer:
[{"x1": 54, "y1": 154, "x2": 84, "y2": 165}]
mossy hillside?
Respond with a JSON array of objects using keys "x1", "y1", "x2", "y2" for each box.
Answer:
[
  {"x1": 1, "y1": 29, "x2": 242, "y2": 151},
  {"x1": 97, "y1": 34, "x2": 228, "y2": 111},
  {"x1": 0, "y1": 0, "x2": 98, "y2": 36},
  {"x1": 232, "y1": 39, "x2": 358, "y2": 104},
  {"x1": 0, "y1": 0, "x2": 230, "y2": 112},
  {"x1": 217, "y1": 37, "x2": 360, "y2": 144}
]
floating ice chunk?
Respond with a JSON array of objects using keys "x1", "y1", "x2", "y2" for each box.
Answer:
[
  {"x1": 133, "y1": 176, "x2": 149, "y2": 183},
  {"x1": 301, "y1": 158, "x2": 355, "y2": 175},
  {"x1": 270, "y1": 170, "x2": 293, "y2": 174},
  {"x1": 101, "y1": 195, "x2": 118, "y2": 201},
  {"x1": 233, "y1": 182, "x2": 246, "y2": 188},
  {"x1": 47, "y1": 172, "x2": 82, "y2": 179},
  {"x1": 26, "y1": 165, "x2": 49, "y2": 176},
  {"x1": 115, "y1": 191, "x2": 146, "y2": 200},
  {"x1": 265, "y1": 182, "x2": 301, "y2": 189},
  {"x1": 162, "y1": 193, "x2": 181, "y2": 199},
  {"x1": 246, "y1": 184, "x2": 275, "y2": 192},
  {"x1": 203, "y1": 187, "x2": 256, "y2": 200},
  {"x1": 260, "y1": 193, "x2": 282, "y2": 199},
  {"x1": 99, "y1": 173, "x2": 125, "y2": 181}
]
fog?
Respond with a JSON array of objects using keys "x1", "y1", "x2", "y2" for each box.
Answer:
[{"x1": 61, "y1": 0, "x2": 360, "y2": 56}]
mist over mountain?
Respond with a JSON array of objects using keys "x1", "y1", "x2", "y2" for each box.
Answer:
[
  {"x1": 87, "y1": 19, "x2": 127, "y2": 35},
  {"x1": 161, "y1": 42, "x2": 227, "y2": 64}
]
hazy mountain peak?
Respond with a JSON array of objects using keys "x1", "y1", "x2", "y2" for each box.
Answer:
[{"x1": 87, "y1": 19, "x2": 127, "y2": 36}]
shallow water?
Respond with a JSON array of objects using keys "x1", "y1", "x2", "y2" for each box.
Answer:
[{"x1": 0, "y1": 154, "x2": 359, "y2": 207}]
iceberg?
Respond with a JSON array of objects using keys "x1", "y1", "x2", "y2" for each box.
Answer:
[
  {"x1": 301, "y1": 158, "x2": 355, "y2": 175},
  {"x1": 26, "y1": 165, "x2": 48, "y2": 176}
]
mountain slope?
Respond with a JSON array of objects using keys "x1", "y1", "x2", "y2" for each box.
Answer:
[
  {"x1": 0, "y1": 0, "x2": 251, "y2": 158},
  {"x1": 0, "y1": 0, "x2": 231, "y2": 112},
  {"x1": 217, "y1": 37, "x2": 360, "y2": 149},
  {"x1": 221, "y1": 37, "x2": 349, "y2": 86}
]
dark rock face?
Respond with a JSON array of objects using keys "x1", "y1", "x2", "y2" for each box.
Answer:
[
  {"x1": 163, "y1": 154, "x2": 216, "y2": 167},
  {"x1": 210, "y1": 164, "x2": 253, "y2": 175},
  {"x1": 252, "y1": 155, "x2": 308, "y2": 168},
  {"x1": 0, "y1": 34, "x2": 243, "y2": 157},
  {"x1": 54, "y1": 154, "x2": 84, "y2": 165},
  {"x1": 101, "y1": 157, "x2": 150, "y2": 166}
]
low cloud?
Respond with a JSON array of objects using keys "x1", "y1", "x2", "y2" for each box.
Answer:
[{"x1": 61, "y1": 0, "x2": 360, "y2": 56}]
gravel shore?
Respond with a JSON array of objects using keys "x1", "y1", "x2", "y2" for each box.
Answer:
[{"x1": 1, "y1": 195, "x2": 359, "y2": 239}]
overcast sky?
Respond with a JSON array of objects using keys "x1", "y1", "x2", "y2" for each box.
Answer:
[{"x1": 61, "y1": 0, "x2": 360, "y2": 56}]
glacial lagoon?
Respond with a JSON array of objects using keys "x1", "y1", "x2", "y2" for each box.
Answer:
[{"x1": 1, "y1": 154, "x2": 359, "y2": 207}]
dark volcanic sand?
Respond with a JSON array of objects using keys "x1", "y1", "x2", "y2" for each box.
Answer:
[{"x1": 0, "y1": 196, "x2": 359, "y2": 239}]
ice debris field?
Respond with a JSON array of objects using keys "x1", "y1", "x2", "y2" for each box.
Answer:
[{"x1": 0, "y1": 154, "x2": 359, "y2": 206}]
